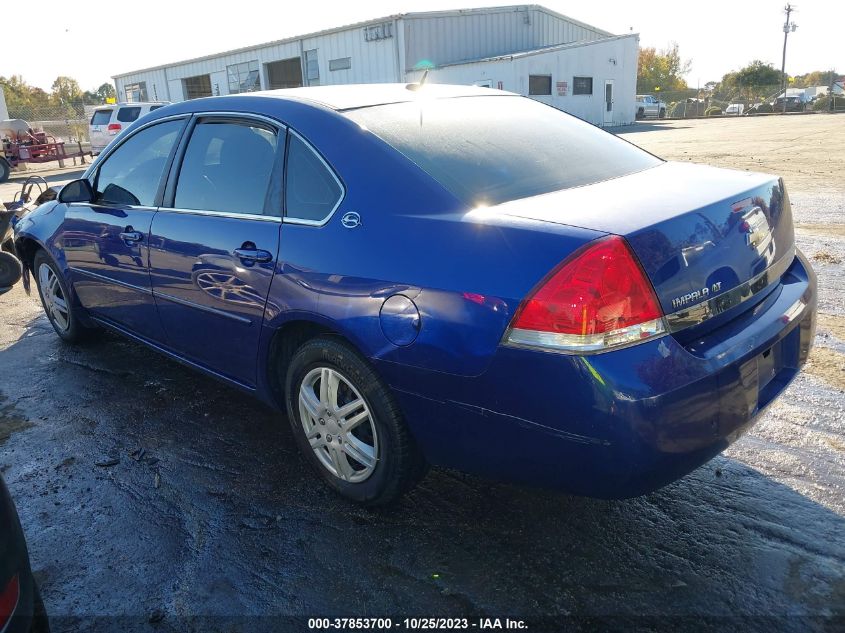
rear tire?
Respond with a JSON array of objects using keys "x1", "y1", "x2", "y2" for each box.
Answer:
[
  {"x1": 33, "y1": 250, "x2": 94, "y2": 343},
  {"x1": 0, "y1": 158, "x2": 10, "y2": 184},
  {"x1": 285, "y1": 336, "x2": 427, "y2": 506}
]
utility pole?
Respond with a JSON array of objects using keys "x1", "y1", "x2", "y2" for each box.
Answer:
[{"x1": 780, "y1": 4, "x2": 797, "y2": 114}]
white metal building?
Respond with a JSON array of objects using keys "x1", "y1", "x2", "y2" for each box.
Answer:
[{"x1": 113, "y1": 5, "x2": 638, "y2": 126}]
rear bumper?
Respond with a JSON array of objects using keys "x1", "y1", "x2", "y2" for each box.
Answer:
[{"x1": 381, "y1": 250, "x2": 817, "y2": 498}]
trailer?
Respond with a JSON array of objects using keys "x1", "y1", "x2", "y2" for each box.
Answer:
[{"x1": 0, "y1": 119, "x2": 90, "y2": 183}]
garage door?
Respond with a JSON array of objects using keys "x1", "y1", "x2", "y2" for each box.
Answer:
[
  {"x1": 266, "y1": 58, "x2": 303, "y2": 89},
  {"x1": 184, "y1": 74, "x2": 212, "y2": 100}
]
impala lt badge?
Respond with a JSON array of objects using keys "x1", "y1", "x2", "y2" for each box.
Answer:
[{"x1": 671, "y1": 282, "x2": 723, "y2": 310}]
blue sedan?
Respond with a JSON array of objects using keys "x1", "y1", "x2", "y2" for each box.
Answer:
[{"x1": 13, "y1": 84, "x2": 816, "y2": 505}]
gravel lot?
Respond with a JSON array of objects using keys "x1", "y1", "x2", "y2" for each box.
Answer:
[{"x1": 1, "y1": 114, "x2": 843, "y2": 632}]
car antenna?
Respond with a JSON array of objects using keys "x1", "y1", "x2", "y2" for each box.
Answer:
[{"x1": 406, "y1": 70, "x2": 429, "y2": 91}]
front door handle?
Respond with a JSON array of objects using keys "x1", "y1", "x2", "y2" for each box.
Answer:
[
  {"x1": 234, "y1": 247, "x2": 273, "y2": 264},
  {"x1": 119, "y1": 230, "x2": 143, "y2": 243}
]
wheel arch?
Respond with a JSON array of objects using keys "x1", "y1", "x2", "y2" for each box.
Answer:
[{"x1": 263, "y1": 314, "x2": 383, "y2": 408}]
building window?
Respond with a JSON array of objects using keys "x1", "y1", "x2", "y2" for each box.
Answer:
[
  {"x1": 183, "y1": 74, "x2": 213, "y2": 100},
  {"x1": 124, "y1": 82, "x2": 148, "y2": 102},
  {"x1": 573, "y1": 76, "x2": 593, "y2": 95},
  {"x1": 227, "y1": 60, "x2": 260, "y2": 94},
  {"x1": 329, "y1": 57, "x2": 352, "y2": 72},
  {"x1": 304, "y1": 49, "x2": 320, "y2": 86},
  {"x1": 528, "y1": 75, "x2": 552, "y2": 96}
]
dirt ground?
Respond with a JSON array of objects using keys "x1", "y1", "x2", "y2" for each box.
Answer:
[
  {"x1": 617, "y1": 114, "x2": 845, "y2": 192},
  {"x1": 1, "y1": 114, "x2": 844, "y2": 632}
]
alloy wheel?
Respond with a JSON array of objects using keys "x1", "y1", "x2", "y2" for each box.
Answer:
[
  {"x1": 298, "y1": 366, "x2": 379, "y2": 483},
  {"x1": 38, "y1": 263, "x2": 70, "y2": 332}
]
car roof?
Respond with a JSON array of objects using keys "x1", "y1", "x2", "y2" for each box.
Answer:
[{"x1": 242, "y1": 83, "x2": 516, "y2": 111}]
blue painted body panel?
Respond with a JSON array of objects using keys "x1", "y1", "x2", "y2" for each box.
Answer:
[{"x1": 12, "y1": 89, "x2": 817, "y2": 497}]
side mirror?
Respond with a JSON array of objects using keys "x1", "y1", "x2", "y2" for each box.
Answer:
[{"x1": 58, "y1": 179, "x2": 94, "y2": 204}]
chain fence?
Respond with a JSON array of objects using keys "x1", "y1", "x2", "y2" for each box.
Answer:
[
  {"x1": 647, "y1": 84, "x2": 845, "y2": 118},
  {"x1": 5, "y1": 102, "x2": 92, "y2": 145}
]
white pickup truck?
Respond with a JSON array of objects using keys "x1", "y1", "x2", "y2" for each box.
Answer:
[{"x1": 635, "y1": 94, "x2": 668, "y2": 119}]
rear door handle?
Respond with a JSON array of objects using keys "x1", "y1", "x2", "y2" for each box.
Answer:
[
  {"x1": 119, "y1": 230, "x2": 143, "y2": 243},
  {"x1": 234, "y1": 247, "x2": 273, "y2": 264}
]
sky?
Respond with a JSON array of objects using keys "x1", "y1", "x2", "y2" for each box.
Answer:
[{"x1": 5, "y1": 0, "x2": 843, "y2": 92}]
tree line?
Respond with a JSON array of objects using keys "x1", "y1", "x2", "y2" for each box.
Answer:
[
  {"x1": 637, "y1": 44, "x2": 837, "y2": 98},
  {"x1": 1, "y1": 75, "x2": 116, "y2": 113}
]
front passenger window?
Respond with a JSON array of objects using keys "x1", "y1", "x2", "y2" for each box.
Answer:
[{"x1": 95, "y1": 120, "x2": 183, "y2": 207}]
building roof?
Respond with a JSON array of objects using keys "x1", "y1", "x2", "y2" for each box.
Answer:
[
  {"x1": 113, "y1": 5, "x2": 613, "y2": 79},
  {"x1": 412, "y1": 32, "x2": 638, "y2": 70}
]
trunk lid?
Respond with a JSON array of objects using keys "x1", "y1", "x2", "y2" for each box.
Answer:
[{"x1": 494, "y1": 162, "x2": 795, "y2": 324}]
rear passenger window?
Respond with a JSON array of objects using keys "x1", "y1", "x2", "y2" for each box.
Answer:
[
  {"x1": 95, "y1": 120, "x2": 183, "y2": 207},
  {"x1": 117, "y1": 107, "x2": 142, "y2": 123},
  {"x1": 91, "y1": 110, "x2": 112, "y2": 125},
  {"x1": 175, "y1": 120, "x2": 278, "y2": 215},
  {"x1": 150, "y1": 105, "x2": 164, "y2": 111},
  {"x1": 285, "y1": 135, "x2": 343, "y2": 223}
]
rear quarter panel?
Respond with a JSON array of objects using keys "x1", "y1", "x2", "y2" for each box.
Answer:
[{"x1": 258, "y1": 101, "x2": 606, "y2": 377}]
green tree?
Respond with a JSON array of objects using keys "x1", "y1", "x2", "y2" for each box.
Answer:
[
  {"x1": 95, "y1": 82, "x2": 116, "y2": 102},
  {"x1": 637, "y1": 43, "x2": 691, "y2": 93},
  {"x1": 50, "y1": 76, "x2": 83, "y2": 105},
  {"x1": 0, "y1": 75, "x2": 52, "y2": 111},
  {"x1": 720, "y1": 61, "x2": 783, "y2": 95},
  {"x1": 792, "y1": 69, "x2": 837, "y2": 88}
]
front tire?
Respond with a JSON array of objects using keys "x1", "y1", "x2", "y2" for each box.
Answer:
[
  {"x1": 0, "y1": 251, "x2": 22, "y2": 289},
  {"x1": 285, "y1": 336, "x2": 427, "y2": 506},
  {"x1": 33, "y1": 250, "x2": 93, "y2": 343}
]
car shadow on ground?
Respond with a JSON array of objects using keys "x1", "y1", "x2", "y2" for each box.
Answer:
[
  {"x1": 0, "y1": 314, "x2": 843, "y2": 632},
  {"x1": 609, "y1": 121, "x2": 691, "y2": 135}
]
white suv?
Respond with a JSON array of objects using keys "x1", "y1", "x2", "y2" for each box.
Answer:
[{"x1": 89, "y1": 102, "x2": 169, "y2": 155}]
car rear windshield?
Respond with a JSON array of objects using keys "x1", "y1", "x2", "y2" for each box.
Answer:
[
  {"x1": 91, "y1": 109, "x2": 112, "y2": 125},
  {"x1": 346, "y1": 95, "x2": 660, "y2": 206}
]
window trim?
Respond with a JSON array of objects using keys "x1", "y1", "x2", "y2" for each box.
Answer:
[
  {"x1": 282, "y1": 128, "x2": 346, "y2": 227},
  {"x1": 161, "y1": 113, "x2": 284, "y2": 219},
  {"x1": 573, "y1": 76, "x2": 593, "y2": 96},
  {"x1": 86, "y1": 114, "x2": 191, "y2": 210}
]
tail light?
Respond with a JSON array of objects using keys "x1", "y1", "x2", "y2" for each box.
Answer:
[
  {"x1": 0, "y1": 574, "x2": 20, "y2": 629},
  {"x1": 504, "y1": 235, "x2": 666, "y2": 353},
  {"x1": 107, "y1": 123, "x2": 122, "y2": 134}
]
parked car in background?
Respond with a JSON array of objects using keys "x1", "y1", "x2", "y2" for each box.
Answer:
[
  {"x1": 0, "y1": 474, "x2": 48, "y2": 632},
  {"x1": 635, "y1": 94, "x2": 667, "y2": 119},
  {"x1": 14, "y1": 85, "x2": 816, "y2": 506},
  {"x1": 772, "y1": 95, "x2": 807, "y2": 112},
  {"x1": 725, "y1": 103, "x2": 745, "y2": 115},
  {"x1": 88, "y1": 102, "x2": 168, "y2": 155}
]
